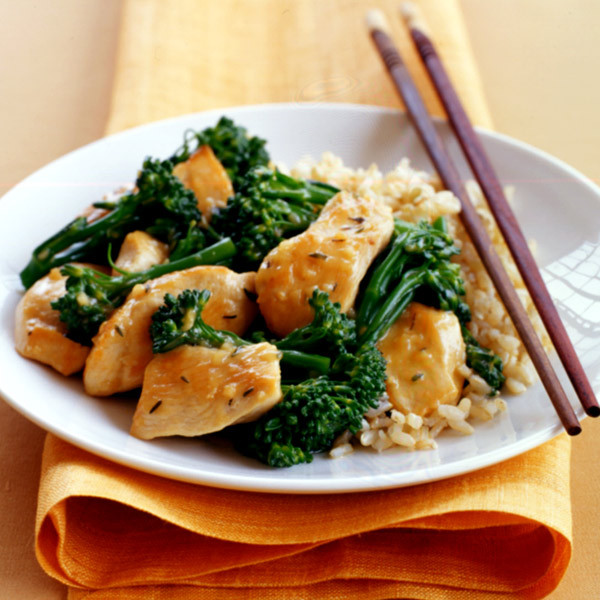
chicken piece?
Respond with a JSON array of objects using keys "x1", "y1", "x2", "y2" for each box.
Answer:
[
  {"x1": 112, "y1": 230, "x2": 169, "y2": 275},
  {"x1": 14, "y1": 267, "x2": 90, "y2": 375},
  {"x1": 255, "y1": 191, "x2": 394, "y2": 337},
  {"x1": 377, "y1": 302, "x2": 466, "y2": 417},
  {"x1": 83, "y1": 266, "x2": 257, "y2": 396},
  {"x1": 131, "y1": 342, "x2": 281, "y2": 440},
  {"x1": 172, "y1": 145, "x2": 234, "y2": 222}
]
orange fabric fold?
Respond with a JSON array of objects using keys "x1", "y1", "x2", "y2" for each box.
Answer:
[
  {"x1": 37, "y1": 435, "x2": 571, "y2": 599},
  {"x1": 34, "y1": 0, "x2": 572, "y2": 598}
]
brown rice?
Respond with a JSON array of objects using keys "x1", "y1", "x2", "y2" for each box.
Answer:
[{"x1": 291, "y1": 153, "x2": 549, "y2": 456}]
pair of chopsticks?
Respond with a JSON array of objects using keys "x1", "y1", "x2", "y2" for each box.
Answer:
[{"x1": 366, "y1": 6, "x2": 599, "y2": 435}]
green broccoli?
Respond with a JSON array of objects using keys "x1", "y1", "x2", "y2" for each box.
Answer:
[
  {"x1": 357, "y1": 217, "x2": 504, "y2": 393},
  {"x1": 20, "y1": 117, "x2": 269, "y2": 289},
  {"x1": 210, "y1": 167, "x2": 339, "y2": 270},
  {"x1": 20, "y1": 157, "x2": 204, "y2": 289},
  {"x1": 235, "y1": 287, "x2": 389, "y2": 468},
  {"x1": 274, "y1": 289, "x2": 356, "y2": 358},
  {"x1": 171, "y1": 116, "x2": 270, "y2": 189},
  {"x1": 160, "y1": 219, "x2": 207, "y2": 262},
  {"x1": 149, "y1": 289, "x2": 331, "y2": 375},
  {"x1": 51, "y1": 238, "x2": 236, "y2": 346},
  {"x1": 236, "y1": 344, "x2": 387, "y2": 468},
  {"x1": 462, "y1": 326, "x2": 506, "y2": 393}
]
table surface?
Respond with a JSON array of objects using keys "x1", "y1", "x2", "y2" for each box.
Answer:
[{"x1": 1, "y1": 1, "x2": 599, "y2": 598}]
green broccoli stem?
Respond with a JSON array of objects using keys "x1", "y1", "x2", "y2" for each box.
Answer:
[
  {"x1": 121, "y1": 237, "x2": 236, "y2": 287},
  {"x1": 21, "y1": 156, "x2": 204, "y2": 289},
  {"x1": 431, "y1": 215, "x2": 448, "y2": 234},
  {"x1": 356, "y1": 231, "x2": 410, "y2": 330},
  {"x1": 20, "y1": 202, "x2": 141, "y2": 289},
  {"x1": 261, "y1": 171, "x2": 338, "y2": 204},
  {"x1": 358, "y1": 269, "x2": 425, "y2": 345},
  {"x1": 356, "y1": 218, "x2": 449, "y2": 334},
  {"x1": 277, "y1": 349, "x2": 330, "y2": 374},
  {"x1": 65, "y1": 237, "x2": 235, "y2": 308},
  {"x1": 159, "y1": 331, "x2": 330, "y2": 374}
]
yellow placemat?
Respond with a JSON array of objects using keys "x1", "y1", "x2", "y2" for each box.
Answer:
[{"x1": 35, "y1": 1, "x2": 571, "y2": 598}]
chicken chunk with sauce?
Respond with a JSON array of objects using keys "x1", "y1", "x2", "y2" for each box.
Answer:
[
  {"x1": 172, "y1": 145, "x2": 234, "y2": 222},
  {"x1": 83, "y1": 266, "x2": 257, "y2": 396},
  {"x1": 377, "y1": 302, "x2": 466, "y2": 417},
  {"x1": 255, "y1": 191, "x2": 394, "y2": 337},
  {"x1": 130, "y1": 342, "x2": 281, "y2": 440},
  {"x1": 15, "y1": 267, "x2": 92, "y2": 375},
  {"x1": 111, "y1": 231, "x2": 169, "y2": 275}
]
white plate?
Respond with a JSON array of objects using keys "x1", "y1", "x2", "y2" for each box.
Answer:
[{"x1": 1, "y1": 104, "x2": 599, "y2": 493}]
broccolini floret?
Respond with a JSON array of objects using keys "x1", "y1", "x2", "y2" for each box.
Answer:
[
  {"x1": 150, "y1": 289, "x2": 331, "y2": 375},
  {"x1": 51, "y1": 238, "x2": 236, "y2": 346},
  {"x1": 357, "y1": 217, "x2": 504, "y2": 392},
  {"x1": 20, "y1": 158, "x2": 204, "y2": 289},
  {"x1": 20, "y1": 117, "x2": 269, "y2": 289},
  {"x1": 237, "y1": 344, "x2": 387, "y2": 468},
  {"x1": 236, "y1": 288, "x2": 389, "y2": 468},
  {"x1": 274, "y1": 289, "x2": 356, "y2": 358},
  {"x1": 211, "y1": 167, "x2": 339, "y2": 270},
  {"x1": 462, "y1": 326, "x2": 506, "y2": 392},
  {"x1": 172, "y1": 116, "x2": 270, "y2": 189}
]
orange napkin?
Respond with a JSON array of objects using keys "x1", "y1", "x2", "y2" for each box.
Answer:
[{"x1": 35, "y1": 1, "x2": 572, "y2": 598}]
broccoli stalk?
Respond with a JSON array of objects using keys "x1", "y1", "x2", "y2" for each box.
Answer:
[
  {"x1": 51, "y1": 238, "x2": 236, "y2": 346},
  {"x1": 20, "y1": 158, "x2": 204, "y2": 289},
  {"x1": 150, "y1": 289, "x2": 331, "y2": 375},
  {"x1": 357, "y1": 217, "x2": 504, "y2": 392},
  {"x1": 210, "y1": 167, "x2": 339, "y2": 270}
]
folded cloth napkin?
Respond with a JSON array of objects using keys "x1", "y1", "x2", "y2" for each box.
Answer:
[
  {"x1": 37, "y1": 434, "x2": 571, "y2": 600},
  {"x1": 35, "y1": 0, "x2": 572, "y2": 598}
]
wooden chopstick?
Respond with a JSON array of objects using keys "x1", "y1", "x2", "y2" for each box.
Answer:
[
  {"x1": 365, "y1": 9, "x2": 582, "y2": 435},
  {"x1": 400, "y1": 3, "x2": 599, "y2": 419}
]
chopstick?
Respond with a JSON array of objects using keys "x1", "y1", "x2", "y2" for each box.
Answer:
[
  {"x1": 399, "y1": 2, "x2": 599, "y2": 419},
  {"x1": 365, "y1": 9, "x2": 583, "y2": 435}
]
